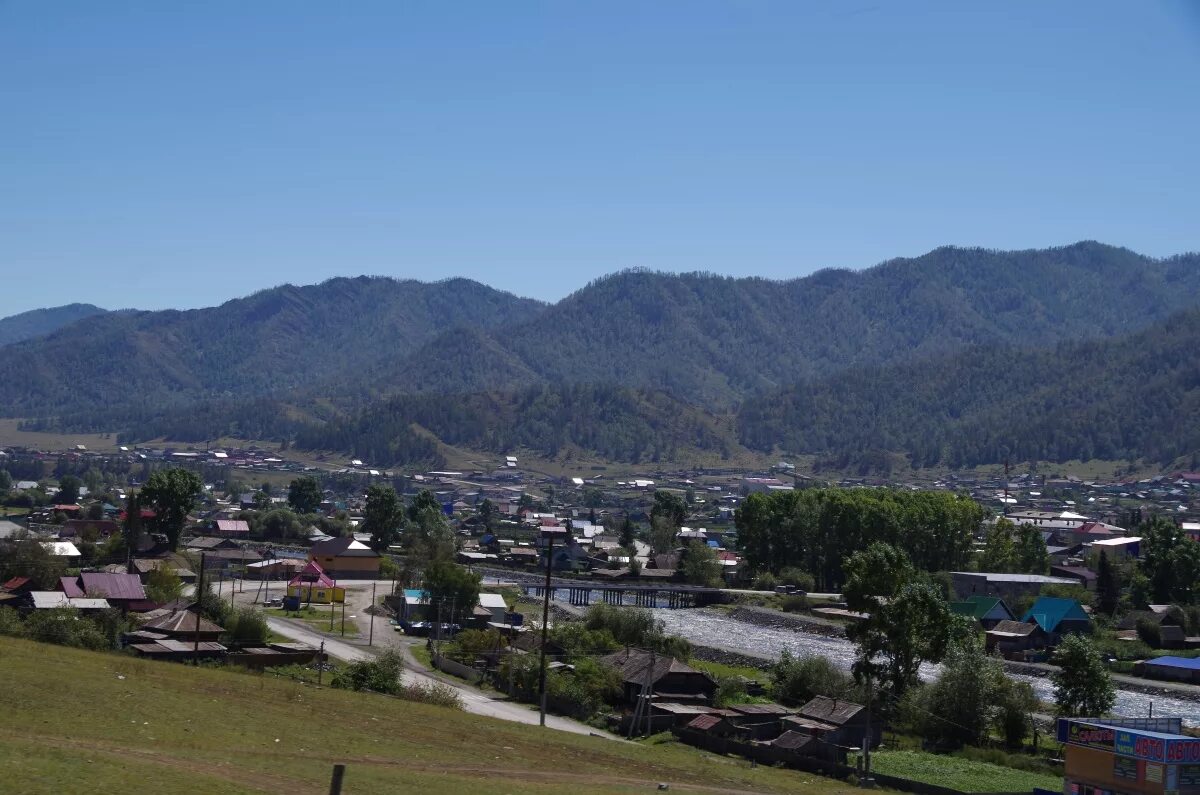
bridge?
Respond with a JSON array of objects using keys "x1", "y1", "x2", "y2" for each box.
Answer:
[{"x1": 517, "y1": 578, "x2": 723, "y2": 609}]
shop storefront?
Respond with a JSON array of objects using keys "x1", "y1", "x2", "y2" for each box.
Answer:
[{"x1": 1058, "y1": 718, "x2": 1200, "y2": 795}]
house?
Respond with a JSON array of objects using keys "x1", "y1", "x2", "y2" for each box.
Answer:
[
  {"x1": 791, "y1": 695, "x2": 879, "y2": 750},
  {"x1": 1089, "y1": 536, "x2": 1142, "y2": 560},
  {"x1": 244, "y1": 558, "x2": 304, "y2": 580},
  {"x1": 951, "y1": 571, "x2": 1079, "y2": 602},
  {"x1": 213, "y1": 519, "x2": 250, "y2": 537},
  {"x1": 307, "y1": 537, "x2": 380, "y2": 579},
  {"x1": 985, "y1": 619, "x2": 1048, "y2": 655},
  {"x1": 61, "y1": 572, "x2": 151, "y2": 611},
  {"x1": 286, "y1": 560, "x2": 345, "y2": 604},
  {"x1": 949, "y1": 595, "x2": 1015, "y2": 629},
  {"x1": 1133, "y1": 656, "x2": 1200, "y2": 684},
  {"x1": 138, "y1": 609, "x2": 224, "y2": 642},
  {"x1": 1050, "y1": 565, "x2": 1098, "y2": 591},
  {"x1": 185, "y1": 536, "x2": 241, "y2": 551},
  {"x1": 0, "y1": 519, "x2": 24, "y2": 539},
  {"x1": 1021, "y1": 596, "x2": 1092, "y2": 641},
  {"x1": 131, "y1": 558, "x2": 197, "y2": 584},
  {"x1": 476, "y1": 592, "x2": 508, "y2": 623},
  {"x1": 602, "y1": 648, "x2": 717, "y2": 706},
  {"x1": 41, "y1": 541, "x2": 81, "y2": 563},
  {"x1": 29, "y1": 592, "x2": 110, "y2": 611},
  {"x1": 1117, "y1": 610, "x2": 1187, "y2": 649},
  {"x1": 61, "y1": 518, "x2": 120, "y2": 538}
]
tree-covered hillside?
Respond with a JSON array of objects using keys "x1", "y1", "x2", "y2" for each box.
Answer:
[
  {"x1": 737, "y1": 308, "x2": 1200, "y2": 470},
  {"x1": 0, "y1": 303, "x2": 107, "y2": 347},
  {"x1": 0, "y1": 277, "x2": 543, "y2": 416}
]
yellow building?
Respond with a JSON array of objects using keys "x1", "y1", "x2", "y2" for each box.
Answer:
[
  {"x1": 308, "y1": 537, "x2": 381, "y2": 579},
  {"x1": 286, "y1": 560, "x2": 346, "y2": 604}
]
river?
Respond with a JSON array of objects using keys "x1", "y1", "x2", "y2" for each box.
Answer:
[{"x1": 652, "y1": 608, "x2": 1200, "y2": 727}]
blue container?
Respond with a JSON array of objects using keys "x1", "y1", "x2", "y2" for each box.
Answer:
[{"x1": 283, "y1": 595, "x2": 301, "y2": 611}]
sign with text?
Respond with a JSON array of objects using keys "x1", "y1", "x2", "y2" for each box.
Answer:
[{"x1": 1067, "y1": 722, "x2": 1116, "y2": 752}]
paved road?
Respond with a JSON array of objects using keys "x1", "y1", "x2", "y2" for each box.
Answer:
[{"x1": 262, "y1": 586, "x2": 614, "y2": 739}]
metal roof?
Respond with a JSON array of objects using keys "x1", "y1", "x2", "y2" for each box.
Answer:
[{"x1": 79, "y1": 572, "x2": 147, "y2": 600}]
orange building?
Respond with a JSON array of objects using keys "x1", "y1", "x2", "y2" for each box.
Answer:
[{"x1": 1058, "y1": 717, "x2": 1200, "y2": 795}]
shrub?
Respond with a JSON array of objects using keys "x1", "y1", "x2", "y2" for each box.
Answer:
[
  {"x1": 225, "y1": 607, "x2": 269, "y2": 646},
  {"x1": 777, "y1": 567, "x2": 815, "y2": 592},
  {"x1": 780, "y1": 594, "x2": 810, "y2": 613},
  {"x1": 751, "y1": 572, "x2": 778, "y2": 592},
  {"x1": 771, "y1": 649, "x2": 854, "y2": 706},
  {"x1": 0, "y1": 606, "x2": 26, "y2": 637},
  {"x1": 330, "y1": 649, "x2": 404, "y2": 695},
  {"x1": 400, "y1": 681, "x2": 463, "y2": 709}
]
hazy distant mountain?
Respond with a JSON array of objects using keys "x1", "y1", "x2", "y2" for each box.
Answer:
[
  {"x1": 6, "y1": 242, "x2": 1200, "y2": 468},
  {"x1": 0, "y1": 277, "x2": 542, "y2": 416},
  {"x1": 0, "y1": 303, "x2": 107, "y2": 347},
  {"x1": 394, "y1": 242, "x2": 1200, "y2": 406}
]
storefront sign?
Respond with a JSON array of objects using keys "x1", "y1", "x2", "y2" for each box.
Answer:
[
  {"x1": 1068, "y1": 722, "x2": 1116, "y2": 751},
  {"x1": 1115, "y1": 731, "x2": 1200, "y2": 763}
]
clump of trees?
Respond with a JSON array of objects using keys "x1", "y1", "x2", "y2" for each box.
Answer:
[
  {"x1": 735, "y1": 487, "x2": 983, "y2": 590},
  {"x1": 1051, "y1": 634, "x2": 1116, "y2": 717}
]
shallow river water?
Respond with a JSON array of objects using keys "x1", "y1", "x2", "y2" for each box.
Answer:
[{"x1": 651, "y1": 608, "x2": 1200, "y2": 727}]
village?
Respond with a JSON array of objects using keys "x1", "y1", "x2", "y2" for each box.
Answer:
[{"x1": 2, "y1": 442, "x2": 1200, "y2": 795}]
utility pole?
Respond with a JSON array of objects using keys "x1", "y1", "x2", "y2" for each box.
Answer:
[
  {"x1": 330, "y1": 592, "x2": 335, "y2": 631},
  {"x1": 537, "y1": 530, "x2": 557, "y2": 727},
  {"x1": 645, "y1": 648, "x2": 656, "y2": 737},
  {"x1": 368, "y1": 581, "x2": 376, "y2": 646},
  {"x1": 317, "y1": 640, "x2": 325, "y2": 686},
  {"x1": 340, "y1": 596, "x2": 346, "y2": 637},
  {"x1": 193, "y1": 552, "x2": 206, "y2": 666},
  {"x1": 861, "y1": 674, "x2": 873, "y2": 788}
]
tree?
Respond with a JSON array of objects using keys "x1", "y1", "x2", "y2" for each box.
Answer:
[
  {"x1": 650, "y1": 490, "x2": 686, "y2": 529},
  {"x1": 331, "y1": 649, "x2": 405, "y2": 695},
  {"x1": 57, "y1": 474, "x2": 82, "y2": 504},
  {"x1": 224, "y1": 607, "x2": 268, "y2": 646},
  {"x1": 478, "y1": 498, "x2": 497, "y2": 531},
  {"x1": 122, "y1": 491, "x2": 143, "y2": 560},
  {"x1": 979, "y1": 518, "x2": 1017, "y2": 572},
  {"x1": 259, "y1": 508, "x2": 302, "y2": 540},
  {"x1": 423, "y1": 560, "x2": 481, "y2": 625},
  {"x1": 618, "y1": 516, "x2": 636, "y2": 549},
  {"x1": 287, "y1": 476, "x2": 322, "y2": 514},
  {"x1": 581, "y1": 487, "x2": 604, "y2": 509},
  {"x1": 681, "y1": 541, "x2": 721, "y2": 587},
  {"x1": 0, "y1": 536, "x2": 67, "y2": 589},
  {"x1": 406, "y1": 489, "x2": 456, "y2": 565},
  {"x1": 1138, "y1": 516, "x2": 1200, "y2": 604},
  {"x1": 844, "y1": 543, "x2": 960, "y2": 703},
  {"x1": 141, "y1": 468, "x2": 203, "y2": 551},
  {"x1": 364, "y1": 484, "x2": 402, "y2": 552},
  {"x1": 771, "y1": 649, "x2": 854, "y2": 706},
  {"x1": 1096, "y1": 550, "x2": 1120, "y2": 616},
  {"x1": 0, "y1": 469, "x2": 12, "y2": 494},
  {"x1": 912, "y1": 635, "x2": 1005, "y2": 748},
  {"x1": 144, "y1": 564, "x2": 183, "y2": 604},
  {"x1": 1014, "y1": 522, "x2": 1049, "y2": 574},
  {"x1": 1051, "y1": 634, "x2": 1116, "y2": 717}
]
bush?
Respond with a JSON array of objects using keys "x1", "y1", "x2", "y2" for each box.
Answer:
[
  {"x1": 0, "y1": 606, "x2": 26, "y2": 637},
  {"x1": 330, "y1": 649, "x2": 404, "y2": 695},
  {"x1": 24, "y1": 607, "x2": 110, "y2": 650},
  {"x1": 400, "y1": 681, "x2": 463, "y2": 709},
  {"x1": 445, "y1": 628, "x2": 502, "y2": 663},
  {"x1": 771, "y1": 649, "x2": 854, "y2": 706},
  {"x1": 777, "y1": 567, "x2": 815, "y2": 592},
  {"x1": 751, "y1": 572, "x2": 778, "y2": 592},
  {"x1": 780, "y1": 594, "x2": 810, "y2": 613},
  {"x1": 224, "y1": 607, "x2": 269, "y2": 647},
  {"x1": 1135, "y1": 618, "x2": 1161, "y2": 648}
]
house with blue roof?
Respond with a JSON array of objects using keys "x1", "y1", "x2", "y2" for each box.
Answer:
[{"x1": 1021, "y1": 596, "x2": 1092, "y2": 642}]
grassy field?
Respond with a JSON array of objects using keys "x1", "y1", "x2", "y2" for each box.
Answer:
[
  {"x1": 266, "y1": 607, "x2": 361, "y2": 637},
  {"x1": 0, "y1": 636, "x2": 851, "y2": 795},
  {"x1": 859, "y1": 750, "x2": 1061, "y2": 794}
]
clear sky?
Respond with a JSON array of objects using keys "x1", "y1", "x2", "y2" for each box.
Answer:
[{"x1": 2, "y1": 1, "x2": 1199, "y2": 316}]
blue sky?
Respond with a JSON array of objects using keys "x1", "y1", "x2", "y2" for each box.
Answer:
[{"x1": 2, "y1": 1, "x2": 1199, "y2": 315}]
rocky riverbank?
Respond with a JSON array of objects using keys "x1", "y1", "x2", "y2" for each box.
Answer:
[{"x1": 728, "y1": 605, "x2": 848, "y2": 639}]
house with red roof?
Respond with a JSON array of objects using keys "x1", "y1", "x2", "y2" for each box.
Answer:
[{"x1": 286, "y1": 560, "x2": 345, "y2": 604}]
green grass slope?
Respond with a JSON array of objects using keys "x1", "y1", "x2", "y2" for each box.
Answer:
[{"x1": 0, "y1": 636, "x2": 847, "y2": 795}]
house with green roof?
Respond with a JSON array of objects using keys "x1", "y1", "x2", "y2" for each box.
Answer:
[
  {"x1": 949, "y1": 595, "x2": 1015, "y2": 629},
  {"x1": 1021, "y1": 596, "x2": 1092, "y2": 642}
]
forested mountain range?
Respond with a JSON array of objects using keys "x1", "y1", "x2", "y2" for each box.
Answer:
[
  {"x1": 737, "y1": 308, "x2": 1200, "y2": 471},
  {"x1": 0, "y1": 303, "x2": 107, "y2": 347},
  {"x1": 0, "y1": 277, "x2": 542, "y2": 416},
  {"x1": 6, "y1": 242, "x2": 1200, "y2": 469}
]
